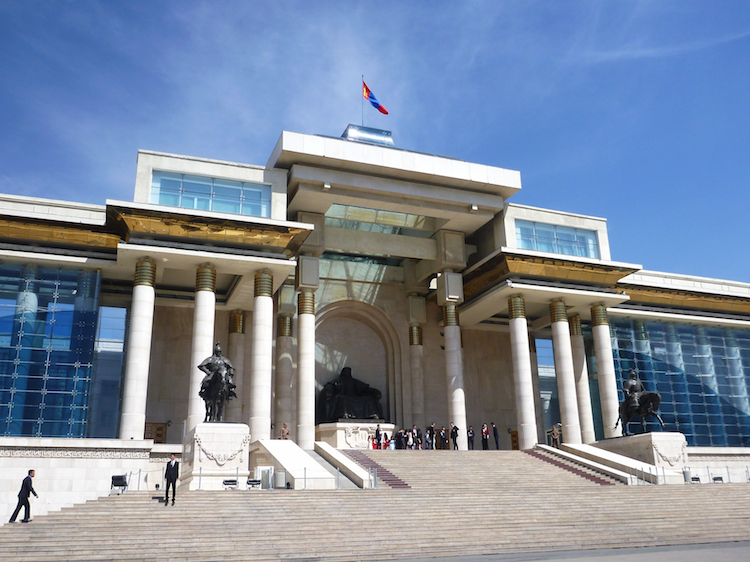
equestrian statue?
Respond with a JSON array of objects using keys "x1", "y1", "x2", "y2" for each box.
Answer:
[
  {"x1": 198, "y1": 342, "x2": 237, "y2": 422},
  {"x1": 614, "y1": 369, "x2": 664, "y2": 436}
]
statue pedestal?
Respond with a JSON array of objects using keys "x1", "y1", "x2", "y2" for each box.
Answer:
[
  {"x1": 316, "y1": 421, "x2": 395, "y2": 449},
  {"x1": 593, "y1": 432, "x2": 687, "y2": 468},
  {"x1": 181, "y1": 423, "x2": 251, "y2": 490}
]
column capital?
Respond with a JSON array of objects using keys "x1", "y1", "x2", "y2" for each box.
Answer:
[
  {"x1": 508, "y1": 295, "x2": 526, "y2": 319},
  {"x1": 254, "y1": 270, "x2": 273, "y2": 297},
  {"x1": 409, "y1": 324, "x2": 423, "y2": 346},
  {"x1": 569, "y1": 315, "x2": 583, "y2": 336},
  {"x1": 298, "y1": 290, "x2": 315, "y2": 315},
  {"x1": 590, "y1": 304, "x2": 609, "y2": 326},
  {"x1": 549, "y1": 300, "x2": 568, "y2": 323},
  {"x1": 229, "y1": 311, "x2": 245, "y2": 334},
  {"x1": 195, "y1": 265, "x2": 216, "y2": 292},
  {"x1": 442, "y1": 303, "x2": 459, "y2": 327},
  {"x1": 134, "y1": 258, "x2": 156, "y2": 287},
  {"x1": 277, "y1": 315, "x2": 293, "y2": 337}
]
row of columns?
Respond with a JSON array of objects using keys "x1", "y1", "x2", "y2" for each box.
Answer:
[
  {"x1": 508, "y1": 296, "x2": 620, "y2": 448},
  {"x1": 118, "y1": 257, "x2": 620, "y2": 451},
  {"x1": 118, "y1": 258, "x2": 320, "y2": 448}
]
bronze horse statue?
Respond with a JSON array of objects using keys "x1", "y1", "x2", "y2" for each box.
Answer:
[
  {"x1": 614, "y1": 369, "x2": 664, "y2": 436},
  {"x1": 198, "y1": 342, "x2": 237, "y2": 422}
]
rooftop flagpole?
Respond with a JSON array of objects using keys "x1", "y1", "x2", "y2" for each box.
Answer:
[{"x1": 361, "y1": 74, "x2": 364, "y2": 126}]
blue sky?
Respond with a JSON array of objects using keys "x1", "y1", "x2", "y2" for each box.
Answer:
[{"x1": 1, "y1": 1, "x2": 749, "y2": 281}]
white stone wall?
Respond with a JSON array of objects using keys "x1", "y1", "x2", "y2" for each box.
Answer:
[{"x1": 0, "y1": 439, "x2": 178, "y2": 524}]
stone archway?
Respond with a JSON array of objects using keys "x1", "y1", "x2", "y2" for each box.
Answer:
[{"x1": 315, "y1": 301, "x2": 403, "y2": 425}]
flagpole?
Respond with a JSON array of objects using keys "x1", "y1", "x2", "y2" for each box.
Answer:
[{"x1": 361, "y1": 75, "x2": 364, "y2": 126}]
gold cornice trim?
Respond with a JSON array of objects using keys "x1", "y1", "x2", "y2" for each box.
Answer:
[
  {"x1": 616, "y1": 285, "x2": 750, "y2": 316},
  {"x1": 0, "y1": 218, "x2": 120, "y2": 249},
  {"x1": 463, "y1": 252, "x2": 638, "y2": 302},
  {"x1": 109, "y1": 208, "x2": 309, "y2": 255}
]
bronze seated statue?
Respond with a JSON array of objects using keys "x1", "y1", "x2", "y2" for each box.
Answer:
[{"x1": 317, "y1": 367, "x2": 384, "y2": 423}]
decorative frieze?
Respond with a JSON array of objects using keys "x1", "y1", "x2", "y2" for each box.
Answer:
[{"x1": 0, "y1": 447, "x2": 150, "y2": 459}]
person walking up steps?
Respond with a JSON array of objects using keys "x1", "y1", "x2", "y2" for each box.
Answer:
[{"x1": 9, "y1": 469, "x2": 38, "y2": 523}]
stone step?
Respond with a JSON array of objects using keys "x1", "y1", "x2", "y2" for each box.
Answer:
[{"x1": 2, "y1": 451, "x2": 750, "y2": 562}]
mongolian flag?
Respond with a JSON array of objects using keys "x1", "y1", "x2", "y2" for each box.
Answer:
[{"x1": 362, "y1": 81, "x2": 389, "y2": 115}]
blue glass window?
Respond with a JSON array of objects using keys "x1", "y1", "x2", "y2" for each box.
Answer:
[
  {"x1": 0, "y1": 266, "x2": 104, "y2": 438},
  {"x1": 515, "y1": 220, "x2": 600, "y2": 259},
  {"x1": 610, "y1": 319, "x2": 750, "y2": 447},
  {"x1": 150, "y1": 171, "x2": 271, "y2": 218}
]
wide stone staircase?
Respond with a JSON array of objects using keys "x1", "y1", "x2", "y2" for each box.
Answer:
[{"x1": 2, "y1": 449, "x2": 750, "y2": 561}]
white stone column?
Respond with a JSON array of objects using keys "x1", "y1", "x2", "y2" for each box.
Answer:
[
  {"x1": 225, "y1": 311, "x2": 245, "y2": 423},
  {"x1": 249, "y1": 271, "x2": 274, "y2": 442},
  {"x1": 409, "y1": 324, "x2": 426, "y2": 431},
  {"x1": 296, "y1": 289, "x2": 316, "y2": 449},
  {"x1": 187, "y1": 264, "x2": 217, "y2": 432},
  {"x1": 592, "y1": 304, "x2": 619, "y2": 438},
  {"x1": 508, "y1": 296, "x2": 538, "y2": 450},
  {"x1": 241, "y1": 312, "x2": 253, "y2": 423},
  {"x1": 528, "y1": 335, "x2": 546, "y2": 444},
  {"x1": 443, "y1": 304, "x2": 467, "y2": 450},
  {"x1": 570, "y1": 315, "x2": 596, "y2": 444},
  {"x1": 274, "y1": 315, "x2": 295, "y2": 440},
  {"x1": 120, "y1": 258, "x2": 157, "y2": 440},
  {"x1": 550, "y1": 300, "x2": 582, "y2": 445}
]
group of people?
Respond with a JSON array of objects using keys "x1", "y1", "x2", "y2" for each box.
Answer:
[{"x1": 371, "y1": 422, "x2": 503, "y2": 451}]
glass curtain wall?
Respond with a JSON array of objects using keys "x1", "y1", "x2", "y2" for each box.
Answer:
[
  {"x1": 0, "y1": 265, "x2": 108, "y2": 437},
  {"x1": 610, "y1": 318, "x2": 750, "y2": 446}
]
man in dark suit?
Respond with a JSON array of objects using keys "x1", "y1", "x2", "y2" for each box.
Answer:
[
  {"x1": 425, "y1": 423, "x2": 435, "y2": 450},
  {"x1": 492, "y1": 422, "x2": 500, "y2": 450},
  {"x1": 9, "y1": 469, "x2": 38, "y2": 523},
  {"x1": 450, "y1": 423, "x2": 460, "y2": 450},
  {"x1": 467, "y1": 426, "x2": 475, "y2": 450},
  {"x1": 165, "y1": 454, "x2": 179, "y2": 505}
]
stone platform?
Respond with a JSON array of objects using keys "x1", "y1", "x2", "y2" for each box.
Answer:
[
  {"x1": 181, "y1": 422, "x2": 251, "y2": 490},
  {"x1": 592, "y1": 431, "x2": 687, "y2": 469},
  {"x1": 316, "y1": 421, "x2": 395, "y2": 449}
]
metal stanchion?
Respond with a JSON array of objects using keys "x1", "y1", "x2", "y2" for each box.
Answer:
[{"x1": 199, "y1": 467, "x2": 202, "y2": 490}]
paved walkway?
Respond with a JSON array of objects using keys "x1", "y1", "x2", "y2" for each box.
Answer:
[{"x1": 379, "y1": 541, "x2": 750, "y2": 562}]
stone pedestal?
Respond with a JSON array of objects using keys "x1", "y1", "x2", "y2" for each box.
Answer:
[
  {"x1": 593, "y1": 432, "x2": 688, "y2": 468},
  {"x1": 316, "y1": 422, "x2": 395, "y2": 449},
  {"x1": 181, "y1": 423, "x2": 251, "y2": 490}
]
